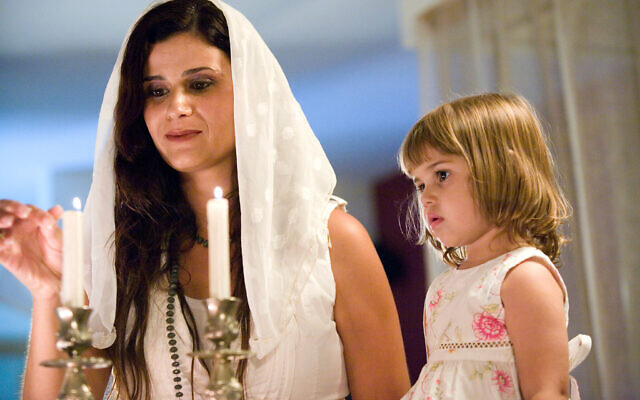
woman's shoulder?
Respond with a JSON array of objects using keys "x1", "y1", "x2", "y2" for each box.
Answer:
[
  {"x1": 327, "y1": 206, "x2": 369, "y2": 244},
  {"x1": 326, "y1": 206, "x2": 390, "y2": 288}
]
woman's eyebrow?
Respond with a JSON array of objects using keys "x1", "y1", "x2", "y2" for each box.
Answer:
[
  {"x1": 143, "y1": 74, "x2": 163, "y2": 82},
  {"x1": 143, "y1": 67, "x2": 221, "y2": 82},
  {"x1": 182, "y1": 66, "x2": 219, "y2": 76}
]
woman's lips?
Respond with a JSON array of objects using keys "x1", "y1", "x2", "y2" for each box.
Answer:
[{"x1": 166, "y1": 130, "x2": 201, "y2": 141}]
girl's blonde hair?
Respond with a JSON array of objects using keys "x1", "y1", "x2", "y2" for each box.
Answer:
[{"x1": 399, "y1": 93, "x2": 571, "y2": 267}]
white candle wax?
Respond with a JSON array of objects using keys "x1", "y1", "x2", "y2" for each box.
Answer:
[
  {"x1": 206, "y1": 187, "x2": 231, "y2": 298},
  {"x1": 61, "y1": 197, "x2": 84, "y2": 307}
]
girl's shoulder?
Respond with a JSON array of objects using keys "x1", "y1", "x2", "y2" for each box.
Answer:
[{"x1": 501, "y1": 246, "x2": 569, "y2": 319}]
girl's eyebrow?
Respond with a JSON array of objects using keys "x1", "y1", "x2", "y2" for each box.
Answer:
[
  {"x1": 423, "y1": 160, "x2": 450, "y2": 171},
  {"x1": 143, "y1": 66, "x2": 221, "y2": 82}
]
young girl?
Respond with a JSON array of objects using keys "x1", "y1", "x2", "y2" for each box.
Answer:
[{"x1": 399, "y1": 93, "x2": 590, "y2": 399}]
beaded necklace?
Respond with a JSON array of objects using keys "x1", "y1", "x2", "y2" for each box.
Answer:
[
  {"x1": 195, "y1": 233, "x2": 208, "y2": 248},
  {"x1": 166, "y1": 236, "x2": 208, "y2": 398},
  {"x1": 167, "y1": 263, "x2": 184, "y2": 398}
]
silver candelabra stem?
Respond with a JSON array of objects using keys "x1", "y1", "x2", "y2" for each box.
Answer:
[
  {"x1": 191, "y1": 297, "x2": 251, "y2": 400},
  {"x1": 41, "y1": 306, "x2": 112, "y2": 400}
]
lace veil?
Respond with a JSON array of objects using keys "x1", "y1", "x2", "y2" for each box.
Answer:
[{"x1": 83, "y1": 0, "x2": 337, "y2": 360}]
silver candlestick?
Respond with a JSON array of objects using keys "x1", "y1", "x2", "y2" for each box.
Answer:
[
  {"x1": 191, "y1": 297, "x2": 251, "y2": 400},
  {"x1": 41, "y1": 306, "x2": 111, "y2": 400}
]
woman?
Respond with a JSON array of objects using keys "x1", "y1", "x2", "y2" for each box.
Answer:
[{"x1": 0, "y1": 0, "x2": 410, "y2": 398}]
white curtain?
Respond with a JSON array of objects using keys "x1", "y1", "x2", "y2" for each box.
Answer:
[{"x1": 401, "y1": 0, "x2": 640, "y2": 398}]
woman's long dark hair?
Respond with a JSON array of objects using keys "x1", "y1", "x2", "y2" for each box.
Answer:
[{"x1": 108, "y1": 1, "x2": 249, "y2": 398}]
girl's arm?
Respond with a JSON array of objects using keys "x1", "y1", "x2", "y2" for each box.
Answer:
[
  {"x1": 502, "y1": 260, "x2": 569, "y2": 400},
  {"x1": 328, "y1": 208, "x2": 410, "y2": 399}
]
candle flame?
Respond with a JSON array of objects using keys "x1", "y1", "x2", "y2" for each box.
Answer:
[
  {"x1": 72, "y1": 197, "x2": 82, "y2": 211},
  {"x1": 214, "y1": 187, "x2": 223, "y2": 199}
]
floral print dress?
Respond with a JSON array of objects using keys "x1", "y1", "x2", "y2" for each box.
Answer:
[{"x1": 403, "y1": 247, "x2": 571, "y2": 400}]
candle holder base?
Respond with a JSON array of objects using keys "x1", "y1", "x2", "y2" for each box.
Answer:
[
  {"x1": 41, "y1": 306, "x2": 112, "y2": 400},
  {"x1": 190, "y1": 297, "x2": 251, "y2": 400}
]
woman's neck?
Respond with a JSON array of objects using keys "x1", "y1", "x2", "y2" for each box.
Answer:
[{"x1": 180, "y1": 167, "x2": 233, "y2": 234}]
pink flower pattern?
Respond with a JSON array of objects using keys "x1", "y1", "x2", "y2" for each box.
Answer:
[
  {"x1": 401, "y1": 248, "x2": 559, "y2": 400},
  {"x1": 428, "y1": 289, "x2": 443, "y2": 311},
  {"x1": 472, "y1": 311, "x2": 507, "y2": 340},
  {"x1": 492, "y1": 369, "x2": 515, "y2": 395}
]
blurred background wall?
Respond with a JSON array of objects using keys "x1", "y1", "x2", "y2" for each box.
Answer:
[{"x1": 0, "y1": 0, "x2": 637, "y2": 398}]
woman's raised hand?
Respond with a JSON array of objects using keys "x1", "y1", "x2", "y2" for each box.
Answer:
[{"x1": 0, "y1": 200, "x2": 64, "y2": 301}]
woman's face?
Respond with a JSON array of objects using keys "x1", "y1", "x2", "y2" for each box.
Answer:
[{"x1": 143, "y1": 32, "x2": 235, "y2": 175}]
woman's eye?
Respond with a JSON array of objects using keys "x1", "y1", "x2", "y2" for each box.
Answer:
[
  {"x1": 146, "y1": 87, "x2": 168, "y2": 98},
  {"x1": 190, "y1": 80, "x2": 213, "y2": 90},
  {"x1": 436, "y1": 171, "x2": 450, "y2": 182}
]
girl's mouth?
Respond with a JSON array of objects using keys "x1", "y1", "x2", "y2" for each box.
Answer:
[{"x1": 427, "y1": 214, "x2": 443, "y2": 229}]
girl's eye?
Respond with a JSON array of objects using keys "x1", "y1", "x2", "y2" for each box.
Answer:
[
  {"x1": 146, "y1": 87, "x2": 168, "y2": 98},
  {"x1": 436, "y1": 171, "x2": 450, "y2": 182},
  {"x1": 190, "y1": 80, "x2": 213, "y2": 90}
]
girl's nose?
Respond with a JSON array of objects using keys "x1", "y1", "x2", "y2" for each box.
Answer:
[
  {"x1": 167, "y1": 91, "x2": 193, "y2": 120},
  {"x1": 421, "y1": 187, "x2": 435, "y2": 207}
]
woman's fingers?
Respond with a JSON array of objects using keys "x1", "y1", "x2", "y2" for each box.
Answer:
[
  {"x1": 48, "y1": 205, "x2": 64, "y2": 219},
  {"x1": 0, "y1": 214, "x2": 15, "y2": 229},
  {"x1": 0, "y1": 199, "x2": 31, "y2": 219},
  {"x1": 0, "y1": 200, "x2": 60, "y2": 230},
  {"x1": 26, "y1": 205, "x2": 58, "y2": 231}
]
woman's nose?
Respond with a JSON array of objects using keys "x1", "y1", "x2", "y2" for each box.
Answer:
[{"x1": 167, "y1": 90, "x2": 193, "y2": 120}]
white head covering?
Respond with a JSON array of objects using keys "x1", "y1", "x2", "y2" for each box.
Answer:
[{"x1": 83, "y1": 0, "x2": 336, "y2": 360}]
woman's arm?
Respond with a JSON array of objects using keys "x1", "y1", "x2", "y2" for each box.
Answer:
[
  {"x1": 0, "y1": 200, "x2": 110, "y2": 398},
  {"x1": 502, "y1": 260, "x2": 569, "y2": 400},
  {"x1": 328, "y1": 208, "x2": 410, "y2": 399}
]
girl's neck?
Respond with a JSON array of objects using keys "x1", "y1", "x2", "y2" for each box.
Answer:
[
  {"x1": 457, "y1": 227, "x2": 521, "y2": 270},
  {"x1": 180, "y1": 167, "x2": 233, "y2": 234}
]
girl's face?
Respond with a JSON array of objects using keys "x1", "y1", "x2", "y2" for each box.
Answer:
[
  {"x1": 411, "y1": 147, "x2": 498, "y2": 260},
  {"x1": 143, "y1": 32, "x2": 235, "y2": 176}
]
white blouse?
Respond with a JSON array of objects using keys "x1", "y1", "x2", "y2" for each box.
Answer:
[{"x1": 107, "y1": 198, "x2": 349, "y2": 399}]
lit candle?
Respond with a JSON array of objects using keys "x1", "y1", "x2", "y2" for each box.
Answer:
[
  {"x1": 61, "y1": 197, "x2": 84, "y2": 307},
  {"x1": 206, "y1": 187, "x2": 230, "y2": 298}
]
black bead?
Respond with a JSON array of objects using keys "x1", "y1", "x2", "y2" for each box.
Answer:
[
  {"x1": 174, "y1": 384, "x2": 182, "y2": 390},
  {"x1": 168, "y1": 332, "x2": 176, "y2": 338},
  {"x1": 173, "y1": 368, "x2": 180, "y2": 374},
  {"x1": 170, "y1": 346, "x2": 178, "y2": 353},
  {"x1": 168, "y1": 304, "x2": 175, "y2": 310},
  {"x1": 166, "y1": 310, "x2": 175, "y2": 317},
  {"x1": 171, "y1": 354, "x2": 179, "y2": 360},
  {"x1": 168, "y1": 297, "x2": 175, "y2": 303},
  {"x1": 166, "y1": 318, "x2": 175, "y2": 324},
  {"x1": 174, "y1": 377, "x2": 182, "y2": 382},
  {"x1": 176, "y1": 392, "x2": 184, "y2": 397},
  {"x1": 172, "y1": 361, "x2": 180, "y2": 367},
  {"x1": 169, "y1": 339, "x2": 177, "y2": 346},
  {"x1": 168, "y1": 289, "x2": 176, "y2": 296},
  {"x1": 167, "y1": 325, "x2": 175, "y2": 331}
]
